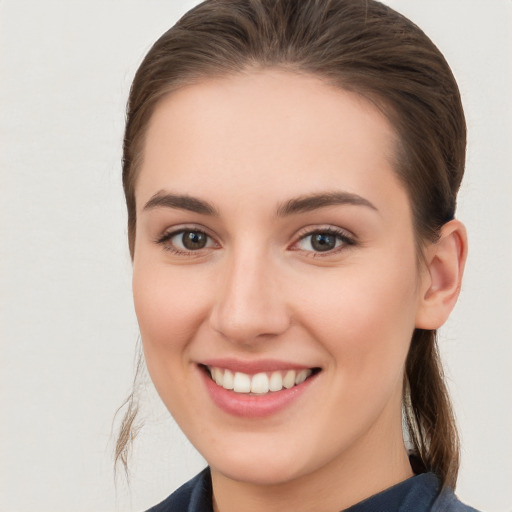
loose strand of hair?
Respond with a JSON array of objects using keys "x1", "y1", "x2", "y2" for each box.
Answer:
[{"x1": 113, "y1": 341, "x2": 145, "y2": 482}]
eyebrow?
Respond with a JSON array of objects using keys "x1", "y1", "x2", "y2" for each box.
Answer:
[
  {"x1": 276, "y1": 191, "x2": 377, "y2": 217},
  {"x1": 143, "y1": 191, "x2": 219, "y2": 216},
  {"x1": 142, "y1": 190, "x2": 377, "y2": 217}
]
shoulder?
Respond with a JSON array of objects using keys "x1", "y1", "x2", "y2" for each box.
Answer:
[
  {"x1": 145, "y1": 467, "x2": 213, "y2": 512},
  {"x1": 394, "y1": 472, "x2": 480, "y2": 512},
  {"x1": 431, "y1": 486, "x2": 481, "y2": 512}
]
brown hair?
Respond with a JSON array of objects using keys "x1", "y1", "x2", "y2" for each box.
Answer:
[{"x1": 117, "y1": 0, "x2": 466, "y2": 488}]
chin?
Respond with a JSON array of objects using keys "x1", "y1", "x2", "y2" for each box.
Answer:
[
  {"x1": 204, "y1": 441, "x2": 315, "y2": 486},
  {"x1": 212, "y1": 459, "x2": 303, "y2": 486}
]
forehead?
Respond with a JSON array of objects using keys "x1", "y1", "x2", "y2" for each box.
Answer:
[{"x1": 137, "y1": 69, "x2": 406, "y2": 215}]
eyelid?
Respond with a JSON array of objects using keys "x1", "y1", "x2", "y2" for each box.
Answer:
[
  {"x1": 154, "y1": 223, "x2": 356, "y2": 256},
  {"x1": 289, "y1": 225, "x2": 356, "y2": 255},
  {"x1": 155, "y1": 224, "x2": 220, "y2": 253}
]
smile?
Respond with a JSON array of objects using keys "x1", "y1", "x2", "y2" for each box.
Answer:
[
  {"x1": 205, "y1": 366, "x2": 320, "y2": 395},
  {"x1": 199, "y1": 362, "x2": 321, "y2": 417}
]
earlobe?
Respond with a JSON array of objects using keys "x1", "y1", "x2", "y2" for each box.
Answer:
[{"x1": 415, "y1": 220, "x2": 468, "y2": 330}]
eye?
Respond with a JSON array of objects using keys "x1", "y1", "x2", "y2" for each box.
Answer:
[
  {"x1": 157, "y1": 229, "x2": 217, "y2": 253},
  {"x1": 295, "y1": 229, "x2": 354, "y2": 254}
]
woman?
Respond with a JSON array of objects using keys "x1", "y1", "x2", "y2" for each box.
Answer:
[{"x1": 116, "y1": 0, "x2": 479, "y2": 510}]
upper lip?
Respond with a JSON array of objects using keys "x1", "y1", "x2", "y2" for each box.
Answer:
[{"x1": 200, "y1": 358, "x2": 317, "y2": 375}]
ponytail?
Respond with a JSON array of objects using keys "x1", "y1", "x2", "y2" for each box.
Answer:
[{"x1": 404, "y1": 328, "x2": 459, "y2": 488}]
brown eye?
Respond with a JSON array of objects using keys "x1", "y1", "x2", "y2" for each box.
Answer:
[
  {"x1": 295, "y1": 229, "x2": 354, "y2": 254},
  {"x1": 310, "y1": 233, "x2": 338, "y2": 252},
  {"x1": 178, "y1": 230, "x2": 209, "y2": 250},
  {"x1": 156, "y1": 228, "x2": 217, "y2": 253}
]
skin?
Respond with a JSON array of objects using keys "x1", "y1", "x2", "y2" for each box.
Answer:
[{"x1": 132, "y1": 70, "x2": 467, "y2": 512}]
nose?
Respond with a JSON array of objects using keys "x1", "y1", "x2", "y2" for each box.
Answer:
[{"x1": 209, "y1": 250, "x2": 291, "y2": 345}]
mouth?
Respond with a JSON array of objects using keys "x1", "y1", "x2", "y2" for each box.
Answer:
[{"x1": 200, "y1": 364, "x2": 322, "y2": 395}]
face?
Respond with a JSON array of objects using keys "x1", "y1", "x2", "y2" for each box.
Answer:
[{"x1": 132, "y1": 70, "x2": 427, "y2": 487}]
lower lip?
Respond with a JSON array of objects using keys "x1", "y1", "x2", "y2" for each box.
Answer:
[{"x1": 200, "y1": 368, "x2": 318, "y2": 418}]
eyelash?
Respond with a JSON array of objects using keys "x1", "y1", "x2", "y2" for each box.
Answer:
[
  {"x1": 292, "y1": 227, "x2": 356, "y2": 257},
  {"x1": 155, "y1": 226, "x2": 218, "y2": 256},
  {"x1": 155, "y1": 226, "x2": 356, "y2": 256}
]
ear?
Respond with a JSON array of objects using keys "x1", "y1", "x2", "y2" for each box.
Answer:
[{"x1": 415, "y1": 219, "x2": 468, "y2": 329}]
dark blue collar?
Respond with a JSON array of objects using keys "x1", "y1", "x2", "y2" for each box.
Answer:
[
  {"x1": 146, "y1": 467, "x2": 479, "y2": 512},
  {"x1": 343, "y1": 472, "x2": 439, "y2": 511}
]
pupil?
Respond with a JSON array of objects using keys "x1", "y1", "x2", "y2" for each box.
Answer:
[
  {"x1": 183, "y1": 231, "x2": 207, "y2": 250},
  {"x1": 312, "y1": 233, "x2": 335, "y2": 252}
]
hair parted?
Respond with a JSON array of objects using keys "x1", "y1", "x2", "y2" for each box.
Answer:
[{"x1": 118, "y1": 0, "x2": 466, "y2": 488}]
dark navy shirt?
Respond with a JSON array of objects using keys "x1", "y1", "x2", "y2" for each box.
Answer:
[{"x1": 146, "y1": 467, "x2": 480, "y2": 512}]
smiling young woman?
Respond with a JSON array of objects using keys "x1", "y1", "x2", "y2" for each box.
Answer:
[{"x1": 116, "y1": 1, "x2": 479, "y2": 511}]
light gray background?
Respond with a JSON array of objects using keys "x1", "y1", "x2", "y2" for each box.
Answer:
[{"x1": 0, "y1": 1, "x2": 510, "y2": 511}]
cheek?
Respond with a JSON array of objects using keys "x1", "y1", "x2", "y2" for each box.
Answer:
[
  {"x1": 132, "y1": 261, "x2": 212, "y2": 374},
  {"x1": 294, "y1": 253, "x2": 419, "y2": 376},
  {"x1": 131, "y1": 262, "x2": 217, "y2": 421},
  {"x1": 300, "y1": 265, "x2": 418, "y2": 438}
]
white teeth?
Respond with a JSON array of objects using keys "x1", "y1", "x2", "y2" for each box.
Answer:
[
  {"x1": 283, "y1": 370, "x2": 296, "y2": 389},
  {"x1": 269, "y1": 371, "x2": 283, "y2": 391},
  {"x1": 250, "y1": 372, "x2": 269, "y2": 394},
  {"x1": 295, "y1": 369, "x2": 311, "y2": 385},
  {"x1": 212, "y1": 367, "x2": 223, "y2": 386},
  {"x1": 233, "y1": 372, "x2": 251, "y2": 393},
  {"x1": 208, "y1": 366, "x2": 315, "y2": 395},
  {"x1": 222, "y1": 369, "x2": 234, "y2": 390}
]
